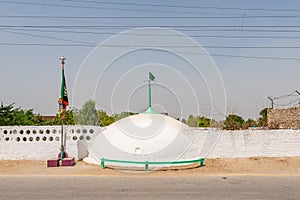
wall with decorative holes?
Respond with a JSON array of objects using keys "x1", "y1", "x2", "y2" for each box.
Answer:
[
  {"x1": 1, "y1": 126, "x2": 300, "y2": 160},
  {"x1": 0, "y1": 126, "x2": 102, "y2": 160}
]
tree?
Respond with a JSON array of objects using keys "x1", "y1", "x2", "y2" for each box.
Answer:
[
  {"x1": 0, "y1": 103, "x2": 43, "y2": 126},
  {"x1": 112, "y1": 111, "x2": 135, "y2": 121},
  {"x1": 74, "y1": 100, "x2": 97, "y2": 125},
  {"x1": 257, "y1": 108, "x2": 268, "y2": 127},
  {"x1": 198, "y1": 116, "x2": 211, "y2": 127},
  {"x1": 0, "y1": 103, "x2": 14, "y2": 126},
  {"x1": 186, "y1": 115, "x2": 198, "y2": 127},
  {"x1": 52, "y1": 109, "x2": 75, "y2": 125},
  {"x1": 244, "y1": 118, "x2": 257, "y2": 129},
  {"x1": 223, "y1": 114, "x2": 245, "y2": 130},
  {"x1": 185, "y1": 115, "x2": 211, "y2": 127},
  {"x1": 97, "y1": 110, "x2": 115, "y2": 126}
]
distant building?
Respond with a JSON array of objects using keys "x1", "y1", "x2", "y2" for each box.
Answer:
[
  {"x1": 268, "y1": 107, "x2": 300, "y2": 129},
  {"x1": 41, "y1": 116, "x2": 56, "y2": 122}
]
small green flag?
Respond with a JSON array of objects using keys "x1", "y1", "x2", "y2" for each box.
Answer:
[{"x1": 149, "y1": 72, "x2": 155, "y2": 81}]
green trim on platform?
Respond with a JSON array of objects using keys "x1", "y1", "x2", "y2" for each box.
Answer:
[{"x1": 100, "y1": 158, "x2": 205, "y2": 172}]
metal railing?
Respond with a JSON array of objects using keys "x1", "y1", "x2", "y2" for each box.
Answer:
[{"x1": 100, "y1": 158, "x2": 205, "y2": 172}]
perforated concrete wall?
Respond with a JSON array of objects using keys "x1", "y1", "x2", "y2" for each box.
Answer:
[
  {"x1": 0, "y1": 126, "x2": 299, "y2": 160},
  {"x1": 0, "y1": 126, "x2": 102, "y2": 160}
]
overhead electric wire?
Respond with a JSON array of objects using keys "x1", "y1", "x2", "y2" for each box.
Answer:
[
  {"x1": 4, "y1": 28, "x2": 300, "y2": 40},
  {"x1": 3, "y1": 25, "x2": 300, "y2": 33},
  {"x1": 2, "y1": 25, "x2": 300, "y2": 28},
  {"x1": 2, "y1": 15, "x2": 300, "y2": 19},
  {"x1": 0, "y1": 29, "x2": 95, "y2": 45},
  {"x1": 1, "y1": 40, "x2": 300, "y2": 49},
  {"x1": 0, "y1": 0, "x2": 225, "y2": 15},
  {"x1": 1, "y1": 41, "x2": 300, "y2": 61},
  {"x1": 61, "y1": 0, "x2": 300, "y2": 13},
  {"x1": 2, "y1": 0, "x2": 300, "y2": 15}
]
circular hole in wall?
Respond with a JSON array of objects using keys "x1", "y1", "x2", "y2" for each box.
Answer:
[
  {"x1": 29, "y1": 137, "x2": 33, "y2": 142},
  {"x1": 70, "y1": 129, "x2": 74, "y2": 134},
  {"x1": 55, "y1": 137, "x2": 59, "y2": 141},
  {"x1": 26, "y1": 130, "x2": 30, "y2": 134},
  {"x1": 89, "y1": 129, "x2": 94, "y2": 134},
  {"x1": 46, "y1": 129, "x2": 50, "y2": 134},
  {"x1": 33, "y1": 130, "x2": 37, "y2": 134},
  {"x1": 36, "y1": 137, "x2": 40, "y2": 141},
  {"x1": 79, "y1": 136, "x2": 84, "y2": 140},
  {"x1": 52, "y1": 129, "x2": 57, "y2": 134},
  {"x1": 76, "y1": 129, "x2": 81, "y2": 134},
  {"x1": 3, "y1": 130, "x2": 7, "y2": 134},
  {"x1": 39, "y1": 130, "x2": 43, "y2": 134},
  {"x1": 72, "y1": 136, "x2": 77, "y2": 140},
  {"x1": 16, "y1": 137, "x2": 20, "y2": 142},
  {"x1": 5, "y1": 137, "x2": 9, "y2": 141},
  {"x1": 19, "y1": 130, "x2": 24, "y2": 134},
  {"x1": 13, "y1": 130, "x2": 17, "y2": 134},
  {"x1": 42, "y1": 136, "x2": 47, "y2": 141},
  {"x1": 86, "y1": 136, "x2": 91, "y2": 140},
  {"x1": 83, "y1": 129, "x2": 87, "y2": 134},
  {"x1": 23, "y1": 137, "x2": 27, "y2": 142},
  {"x1": 49, "y1": 136, "x2": 53, "y2": 141}
]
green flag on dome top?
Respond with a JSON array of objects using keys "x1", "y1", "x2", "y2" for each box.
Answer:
[{"x1": 149, "y1": 72, "x2": 155, "y2": 81}]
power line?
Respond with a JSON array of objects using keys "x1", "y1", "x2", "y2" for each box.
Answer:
[
  {"x1": 1, "y1": 42, "x2": 300, "y2": 49},
  {"x1": 0, "y1": 0, "x2": 220, "y2": 15},
  {"x1": 61, "y1": 0, "x2": 300, "y2": 13},
  {"x1": 3, "y1": 25, "x2": 300, "y2": 28},
  {"x1": 0, "y1": 29, "x2": 95, "y2": 45},
  {"x1": 2, "y1": 15, "x2": 300, "y2": 19},
  {"x1": 5, "y1": 27, "x2": 300, "y2": 39},
  {"x1": 1, "y1": 42, "x2": 300, "y2": 61},
  {"x1": 3, "y1": 25, "x2": 300, "y2": 33},
  {"x1": 5, "y1": 28, "x2": 300, "y2": 40},
  {"x1": 3, "y1": 0, "x2": 300, "y2": 15}
]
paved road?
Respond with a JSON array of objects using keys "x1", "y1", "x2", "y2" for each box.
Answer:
[{"x1": 0, "y1": 175, "x2": 299, "y2": 200}]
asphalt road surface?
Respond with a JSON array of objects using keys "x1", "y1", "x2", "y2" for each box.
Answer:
[{"x1": 0, "y1": 175, "x2": 299, "y2": 200}]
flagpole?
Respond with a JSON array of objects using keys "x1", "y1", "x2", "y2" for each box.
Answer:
[
  {"x1": 145, "y1": 72, "x2": 155, "y2": 114},
  {"x1": 148, "y1": 79, "x2": 151, "y2": 109},
  {"x1": 59, "y1": 56, "x2": 66, "y2": 160}
]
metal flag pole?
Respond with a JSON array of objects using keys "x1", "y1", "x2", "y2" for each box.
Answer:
[
  {"x1": 59, "y1": 56, "x2": 66, "y2": 160},
  {"x1": 145, "y1": 72, "x2": 155, "y2": 114},
  {"x1": 148, "y1": 79, "x2": 152, "y2": 109}
]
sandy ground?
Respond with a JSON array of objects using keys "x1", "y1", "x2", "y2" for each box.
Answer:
[{"x1": 0, "y1": 157, "x2": 300, "y2": 176}]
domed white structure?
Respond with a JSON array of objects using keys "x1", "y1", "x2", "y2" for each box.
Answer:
[
  {"x1": 85, "y1": 113, "x2": 198, "y2": 166},
  {"x1": 84, "y1": 72, "x2": 207, "y2": 167}
]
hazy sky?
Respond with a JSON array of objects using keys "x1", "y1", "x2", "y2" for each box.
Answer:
[{"x1": 1, "y1": 0, "x2": 300, "y2": 120}]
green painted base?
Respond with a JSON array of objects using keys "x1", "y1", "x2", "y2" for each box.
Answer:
[{"x1": 143, "y1": 107, "x2": 156, "y2": 114}]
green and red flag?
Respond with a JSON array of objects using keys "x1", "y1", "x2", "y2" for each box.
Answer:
[{"x1": 58, "y1": 63, "x2": 68, "y2": 116}]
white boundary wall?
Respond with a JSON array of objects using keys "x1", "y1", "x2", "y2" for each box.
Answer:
[
  {"x1": 0, "y1": 126, "x2": 102, "y2": 160},
  {"x1": 201, "y1": 129, "x2": 300, "y2": 158},
  {"x1": 0, "y1": 126, "x2": 300, "y2": 160}
]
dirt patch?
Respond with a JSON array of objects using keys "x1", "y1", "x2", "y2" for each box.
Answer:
[{"x1": 0, "y1": 157, "x2": 299, "y2": 176}]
